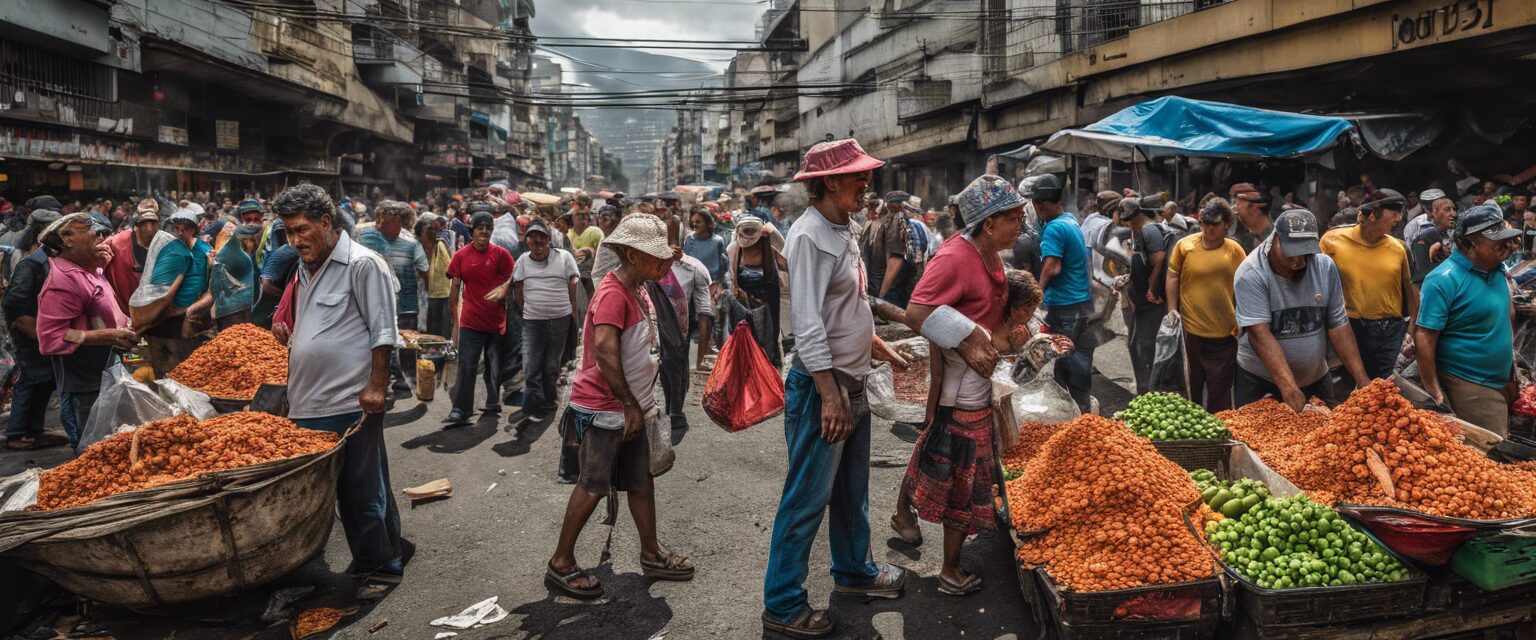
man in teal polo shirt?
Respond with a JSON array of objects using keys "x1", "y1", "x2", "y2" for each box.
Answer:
[
  {"x1": 142, "y1": 209, "x2": 213, "y2": 376},
  {"x1": 1415, "y1": 204, "x2": 1519, "y2": 436}
]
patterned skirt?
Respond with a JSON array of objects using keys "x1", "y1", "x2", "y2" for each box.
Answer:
[{"x1": 901, "y1": 406, "x2": 996, "y2": 535}]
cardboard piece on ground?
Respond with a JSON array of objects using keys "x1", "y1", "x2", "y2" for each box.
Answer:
[{"x1": 403, "y1": 478, "x2": 453, "y2": 502}]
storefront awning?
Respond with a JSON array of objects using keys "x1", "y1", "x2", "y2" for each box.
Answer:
[{"x1": 1042, "y1": 96, "x2": 1354, "y2": 162}]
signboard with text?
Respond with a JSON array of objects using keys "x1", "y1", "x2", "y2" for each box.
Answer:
[{"x1": 216, "y1": 120, "x2": 240, "y2": 150}]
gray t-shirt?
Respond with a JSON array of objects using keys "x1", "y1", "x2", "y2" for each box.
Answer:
[{"x1": 1234, "y1": 240, "x2": 1349, "y2": 387}]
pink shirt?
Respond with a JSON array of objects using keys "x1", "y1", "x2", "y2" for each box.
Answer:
[
  {"x1": 910, "y1": 234, "x2": 1006, "y2": 330},
  {"x1": 38, "y1": 257, "x2": 129, "y2": 356},
  {"x1": 569, "y1": 273, "x2": 657, "y2": 419}
]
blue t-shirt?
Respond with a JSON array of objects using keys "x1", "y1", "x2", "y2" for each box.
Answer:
[
  {"x1": 1039, "y1": 214, "x2": 1092, "y2": 307},
  {"x1": 150, "y1": 238, "x2": 213, "y2": 309},
  {"x1": 683, "y1": 233, "x2": 727, "y2": 283},
  {"x1": 1416, "y1": 250, "x2": 1513, "y2": 388},
  {"x1": 358, "y1": 228, "x2": 429, "y2": 315},
  {"x1": 260, "y1": 244, "x2": 301, "y2": 284}
]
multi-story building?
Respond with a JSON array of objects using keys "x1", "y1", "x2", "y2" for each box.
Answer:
[
  {"x1": 743, "y1": 0, "x2": 1536, "y2": 211},
  {"x1": 0, "y1": 0, "x2": 546, "y2": 202}
]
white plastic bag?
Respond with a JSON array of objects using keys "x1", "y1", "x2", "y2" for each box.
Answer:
[
  {"x1": 80, "y1": 363, "x2": 175, "y2": 447},
  {"x1": 647, "y1": 408, "x2": 674, "y2": 477},
  {"x1": 996, "y1": 362, "x2": 1080, "y2": 425},
  {"x1": 157, "y1": 379, "x2": 218, "y2": 420},
  {"x1": 0, "y1": 468, "x2": 39, "y2": 512},
  {"x1": 867, "y1": 362, "x2": 926, "y2": 423}
]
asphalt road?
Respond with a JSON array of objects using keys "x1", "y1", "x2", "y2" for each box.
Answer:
[{"x1": 2, "y1": 333, "x2": 1138, "y2": 640}]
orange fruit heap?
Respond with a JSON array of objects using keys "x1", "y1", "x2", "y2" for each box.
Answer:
[{"x1": 168, "y1": 323, "x2": 288, "y2": 399}]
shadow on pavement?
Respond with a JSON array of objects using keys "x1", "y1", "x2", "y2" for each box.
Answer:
[
  {"x1": 399, "y1": 414, "x2": 500, "y2": 454},
  {"x1": 508, "y1": 566, "x2": 674, "y2": 640},
  {"x1": 382, "y1": 403, "x2": 429, "y2": 428},
  {"x1": 491, "y1": 414, "x2": 557, "y2": 458}
]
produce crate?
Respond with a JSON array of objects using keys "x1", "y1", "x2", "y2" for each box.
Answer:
[
  {"x1": 1424, "y1": 570, "x2": 1536, "y2": 613},
  {"x1": 1153, "y1": 440, "x2": 1234, "y2": 473},
  {"x1": 1450, "y1": 534, "x2": 1536, "y2": 591},
  {"x1": 208, "y1": 396, "x2": 250, "y2": 414},
  {"x1": 1035, "y1": 570, "x2": 1221, "y2": 640}
]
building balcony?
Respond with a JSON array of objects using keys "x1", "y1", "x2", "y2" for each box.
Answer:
[
  {"x1": 405, "y1": 92, "x2": 464, "y2": 123},
  {"x1": 250, "y1": 11, "x2": 348, "y2": 98},
  {"x1": 354, "y1": 32, "x2": 425, "y2": 86}
]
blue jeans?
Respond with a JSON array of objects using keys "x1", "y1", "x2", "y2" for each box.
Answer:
[
  {"x1": 292, "y1": 411, "x2": 403, "y2": 576},
  {"x1": 59, "y1": 390, "x2": 97, "y2": 450},
  {"x1": 1350, "y1": 317, "x2": 1407, "y2": 382},
  {"x1": 4, "y1": 367, "x2": 54, "y2": 440},
  {"x1": 1046, "y1": 302, "x2": 1096, "y2": 413},
  {"x1": 496, "y1": 302, "x2": 524, "y2": 404},
  {"x1": 453, "y1": 327, "x2": 502, "y2": 415},
  {"x1": 521, "y1": 316, "x2": 571, "y2": 412},
  {"x1": 763, "y1": 368, "x2": 878, "y2": 623}
]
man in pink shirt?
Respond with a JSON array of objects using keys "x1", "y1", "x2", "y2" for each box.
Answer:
[{"x1": 36, "y1": 213, "x2": 138, "y2": 448}]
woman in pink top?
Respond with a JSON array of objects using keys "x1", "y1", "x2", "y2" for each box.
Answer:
[
  {"x1": 546, "y1": 214, "x2": 694, "y2": 601},
  {"x1": 35, "y1": 213, "x2": 138, "y2": 448}
]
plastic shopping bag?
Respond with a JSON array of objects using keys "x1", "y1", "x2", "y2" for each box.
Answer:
[
  {"x1": 702, "y1": 320, "x2": 785, "y2": 432},
  {"x1": 81, "y1": 363, "x2": 175, "y2": 447},
  {"x1": 1150, "y1": 321, "x2": 1187, "y2": 395},
  {"x1": 156, "y1": 379, "x2": 218, "y2": 420},
  {"x1": 996, "y1": 360, "x2": 1080, "y2": 425},
  {"x1": 647, "y1": 408, "x2": 674, "y2": 477}
]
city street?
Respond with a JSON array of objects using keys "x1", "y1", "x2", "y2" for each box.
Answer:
[{"x1": 2, "y1": 338, "x2": 1137, "y2": 640}]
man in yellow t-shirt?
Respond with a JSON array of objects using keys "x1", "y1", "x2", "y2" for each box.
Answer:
[
  {"x1": 1320, "y1": 189, "x2": 1416, "y2": 381},
  {"x1": 566, "y1": 195, "x2": 604, "y2": 296},
  {"x1": 1166, "y1": 198, "x2": 1248, "y2": 411}
]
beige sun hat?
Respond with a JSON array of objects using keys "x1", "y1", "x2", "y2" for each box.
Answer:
[{"x1": 603, "y1": 214, "x2": 672, "y2": 259}]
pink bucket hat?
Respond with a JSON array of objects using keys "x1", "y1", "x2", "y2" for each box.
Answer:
[{"x1": 793, "y1": 139, "x2": 886, "y2": 181}]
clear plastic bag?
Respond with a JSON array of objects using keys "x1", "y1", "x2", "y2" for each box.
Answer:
[
  {"x1": 80, "y1": 363, "x2": 174, "y2": 447},
  {"x1": 996, "y1": 361, "x2": 1080, "y2": 425},
  {"x1": 0, "y1": 468, "x2": 39, "y2": 513},
  {"x1": 867, "y1": 362, "x2": 927, "y2": 423},
  {"x1": 1150, "y1": 321, "x2": 1187, "y2": 394},
  {"x1": 647, "y1": 408, "x2": 674, "y2": 477},
  {"x1": 156, "y1": 379, "x2": 218, "y2": 420}
]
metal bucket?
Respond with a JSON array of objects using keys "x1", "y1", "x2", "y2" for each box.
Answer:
[{"x1": 6, "y1": 444, "x2": 343, "y2": 608}]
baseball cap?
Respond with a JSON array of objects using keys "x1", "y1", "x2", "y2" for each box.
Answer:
[
  {"x1": 135, "y1": 209, "x2": 160, "y2": 223},
  {"x1": 1029, "y1": 174, "x2": 1063, "y2": 202},
  {"x1": 1361, "y1": 188, "x2": 1406, "y2": 211},
  {"x1": 1229, "y1": 183, "x2": 1264, "y2": 202},
  {"x1": 1133, "y1": 193, "x2": 1167, "y2": 217},
  {"x1": 1273, "y1": 209, "x2": 1322, "y2": 257},
  {"x1": 882, "y1": 191, "x2": 912, "y2": 204},
  {"x1": 1419, "y1": 188, "x2": 1447, "y2": 202},
  {"x1": 1455, "y1": 203, "x2": 1521, "y2": 243},
  {"x1": 524, "y1": 217, "x2": 550, "y2": 237}
]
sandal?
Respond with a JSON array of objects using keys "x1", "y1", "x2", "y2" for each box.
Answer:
[
  {"x1": 762, "y1": 608, "x2": 833, "y2": 639},
  {"x1": 5, "y1": 437, "x2": 36, "y2": 451},
  {"x1": 545, "y1": 561, "x2": 603, "y2": 600},
  {"x1": 938, "y1": 572, "x2": 983, "y2": 596},
  {"x1": 890, "y1": 514, "x2": 923, "y2": 546},
  {"x1": 640, "y1": 550, "x2": 695, "y2": 581}
]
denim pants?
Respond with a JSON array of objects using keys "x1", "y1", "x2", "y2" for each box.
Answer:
[
  {"x1": 496, "y1": 302, "x2": 524, "y2": 404},
  {"x1": 521, "y1": 316, "x2": 571, "y2": 412},
  {"x1": 1350, "y1": 317, "x2": 1407, "y2": 382},
  {"x1": 763, "y1": 368, "x2": 879, "y2": 623},
  {"x1": 1126, "y1": 303, "x2": 1167, "y2": 395},
  {"x1": 4, "y1": 367, "x2": 54, "y2": 439},
  {"x1": 1045, "y1": 302, "x2": 1096, "y2": 413},
  {"x1": 453, "y1": 327, "x2": 502, "y2": 415},
  {"x1": 59, "y1": 390, "x2": 98, "y2": 450},
  {"x1": 292, "y1": 411, "x2": 403, "y2": 576}
]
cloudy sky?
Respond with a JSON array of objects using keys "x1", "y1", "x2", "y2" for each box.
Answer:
[{"x1": 530, "y1": 0, "x2": 768, "y2": 80}]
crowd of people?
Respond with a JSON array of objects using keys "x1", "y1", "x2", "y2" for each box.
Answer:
[{"x1": 1, "y1": 135, "x2": 1533, "y2": 637}]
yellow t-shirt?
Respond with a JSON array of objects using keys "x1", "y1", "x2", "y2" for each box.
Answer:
[
  {"x1": 426, "y1": 240, "x2": 452, "y2": 299},
  {"x1": 1320, "y1": 225, "x2": 1410, "y2": 320},
  {"x1": 568, "y1": 225, "x2": 604, "y2": 252},
  {"x1": 1168, "y1": 235, "x2": 1247, "y2": 339}
]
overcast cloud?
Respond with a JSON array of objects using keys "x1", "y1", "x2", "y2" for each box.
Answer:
[{"x1": 531, "y1": 0, "x2": 767, "y2": 72}]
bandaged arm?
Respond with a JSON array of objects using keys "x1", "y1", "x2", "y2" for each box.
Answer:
[{"x1": 919, "y1": 304, "x2": 977, "y2": 350}]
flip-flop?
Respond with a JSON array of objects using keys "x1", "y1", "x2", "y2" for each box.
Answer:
[
  {"x1": 640, "y1": 551, "x2": 694, "y2": 581},
  {"x1": 890, "y1": 514, "x2": 923, "y2": 546},
  {"x1": 938, "y1": 573, "x2": 983, "y2": 596},
  {"x1": 544, "y1": 562, "x2": 603, "y2": 600},
  {"x1": 4, "y1": 437, "x2": 36, "y2": 451},
  {"x1": 762, "y1": 608, "x2": 833, "y2": 639}
]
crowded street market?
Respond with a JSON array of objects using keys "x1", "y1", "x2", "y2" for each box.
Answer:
[{"x1": 7, "y1": 0, "x2": 1536, "y2": 639}]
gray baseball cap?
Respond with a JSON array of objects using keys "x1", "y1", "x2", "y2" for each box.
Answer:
[
  {"x1": 1455, "y1": 203, "x2": 1521, "y2": 243},
  {"x1": 1274, "y1": 209, "x2": 1322, "y2": 257}
]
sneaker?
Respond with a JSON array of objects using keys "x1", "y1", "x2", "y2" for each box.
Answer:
[
  {"x1": 832, "y1": 563, "x2": 906, "y2": 599},
  {"x1": 442, "y1": 410, "x2": 469, "y2": 427}
]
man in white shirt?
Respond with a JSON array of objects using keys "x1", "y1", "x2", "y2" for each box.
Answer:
[{"x1": 513, "y1": 218, "x2": 579, "y2": 421}]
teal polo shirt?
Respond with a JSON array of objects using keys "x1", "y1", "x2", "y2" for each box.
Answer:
[
  {"x1": 1416, "y1": 250, "x2": 1513, "y2": 388},
  {"x1": 150, "y1": 238, "x2": 213, "y2": 310},
  {"x1": 1039, "y1": 214, "x2": 1092, "y2": 307}
]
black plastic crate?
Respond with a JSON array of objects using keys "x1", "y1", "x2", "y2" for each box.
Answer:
[
  {"x1": 1037, "y1": 566, "x2": 1223, "y2": 625},
  {"x1": 1227, "y1": 566, "x2": 1426, "y2": 628},
  {"x1": 1036, "y1": 570, "x2": 1221, "y2": 640},
  {"x1": 1153, "y1": 440, "x2": 1233, "y2": 473}
]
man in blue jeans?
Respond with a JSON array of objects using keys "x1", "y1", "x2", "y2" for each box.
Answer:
[
  {"x1": 271, "y1": 184, "x2": 403, "y2": 600},
  {"x1": 1031, "y1": 175, "x2": 1096, "y2": 412},
  {"x1": 764, "y1": 139, "x2": 906, "y2": 640}
]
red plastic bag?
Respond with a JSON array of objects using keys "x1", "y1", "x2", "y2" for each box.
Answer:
[{"x1": 703, "y1": 320, "x2": 784, "y2": 432}]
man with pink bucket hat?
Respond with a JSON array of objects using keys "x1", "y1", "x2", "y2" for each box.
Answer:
[{"x1": 763, "y1": 139, "x2": 907, "y2": 639}]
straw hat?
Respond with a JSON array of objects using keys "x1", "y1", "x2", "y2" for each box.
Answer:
[
  {"x1": 793, "y1": 139, "x2": 885, "y2": 181},
  {"x1": 604, "y1": 214, "x2": 672, "y2": 259}
]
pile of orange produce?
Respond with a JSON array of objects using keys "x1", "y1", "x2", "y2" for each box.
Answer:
[
  {"x1": 168, "y1": 323, "x2": 288, "y2": 399},
  {"x1": 1221, "y1": 380, "x2": 1536, "y2": 520},
  {"x1": 1000, "y1": 421, "x2": 1063, "y2": 472},
  {"x1": 35, "y1": 412, "x2": 336, "y2": 511},
  {"x1": 1007, "y1": 414, "x2": 1217, "y2": 591}
]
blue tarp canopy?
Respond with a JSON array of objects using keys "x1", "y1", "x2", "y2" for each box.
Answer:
[{"x1": 1041, "y1": 97, "x2": 1354, "y2": 162}]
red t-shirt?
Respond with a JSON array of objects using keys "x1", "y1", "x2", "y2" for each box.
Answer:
[
  {"x1": 569, "y1": 273, "x2": 657, "y2": 415},
  {"x1": 102, "y1": 230, "x2": 143, "y2": 313},
  {"x1": 910, "y1": 234, "x2": 1006, "y2": 330},
  {"x1": 447, "y1": 242, "x2": 515, "y2": 334}
]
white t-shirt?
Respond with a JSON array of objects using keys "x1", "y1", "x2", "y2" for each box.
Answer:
[
  {"x1": 514, "y1": 248, "x2": 580, "y2": 320},
  {"x1": 938, "y1": 328, "x2": 994, "y2": 410}
]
